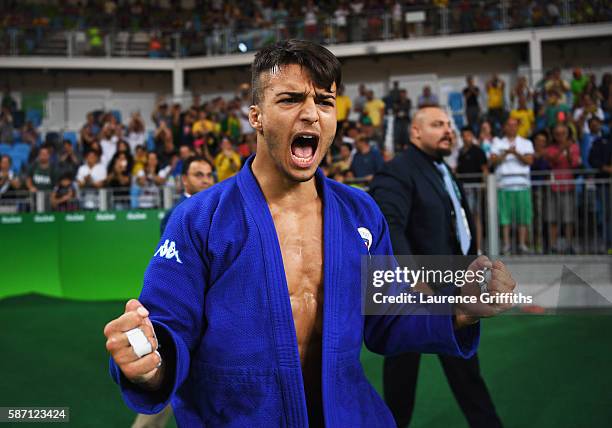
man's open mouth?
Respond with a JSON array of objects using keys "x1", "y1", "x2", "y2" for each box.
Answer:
[{"x1": 290, "y1": 133, "x2": 319, "y2": 168}]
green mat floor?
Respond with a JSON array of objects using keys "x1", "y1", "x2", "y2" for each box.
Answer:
[{"x1": 1, "y1": 294, "x2": 611, "y2": 427}]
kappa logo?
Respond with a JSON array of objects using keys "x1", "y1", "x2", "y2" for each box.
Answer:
[
  {"x1": 358, "y1": 227, "x2": 373, "y2": 253},
  {"x1": 154, "y1": 239, "x2": 183, "y2": 264}
]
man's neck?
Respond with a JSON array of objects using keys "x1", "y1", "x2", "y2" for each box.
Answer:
[{"x1": 251, "y1": 152, "x2": 319, "y2": 208}]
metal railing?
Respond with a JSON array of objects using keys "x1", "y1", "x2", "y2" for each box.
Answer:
[
  {"x1": 0, "y1": 186, "x2": 181, "y2": 212},
  {"x1": 2, "y1": 169, "x2": 610, "y2": 255},
  {"x1": 457, "y1": 169, "x2": 612, "y2": 256},
  {"x1": 1, "y1": 0, "x2": 610, "y2": 58}
]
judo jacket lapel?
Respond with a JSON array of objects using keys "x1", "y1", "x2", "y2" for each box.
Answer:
[{"x1": 236, "y1": 157, "x2": 309, "y2": 427}]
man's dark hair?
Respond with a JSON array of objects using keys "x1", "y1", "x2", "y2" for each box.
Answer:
[
  {"x1": 251, "y1": 39, "x2": 342, "y2": 105},
  {"x1": 182, "y1": 155, "x2": 213, "y2": 176},
  {"x1": 460, "y1": 126, "x2": 473, "y2": 135}
]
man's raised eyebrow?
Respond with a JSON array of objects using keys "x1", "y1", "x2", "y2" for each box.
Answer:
[
  {"x1": 315, "y1": 93, "x2": 336, "y2": 100},
  {"x1": 275, "y1": 91, "x2": 307, "y2": 98}
]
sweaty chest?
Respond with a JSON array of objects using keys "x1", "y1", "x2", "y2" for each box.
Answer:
[{"x1": 270, "y1": 204, "x2": 324, "y2": 358}]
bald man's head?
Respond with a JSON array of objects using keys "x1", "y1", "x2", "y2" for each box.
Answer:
[{"x1": 410, "y1": 107, "x2": 453, "y2": 159}]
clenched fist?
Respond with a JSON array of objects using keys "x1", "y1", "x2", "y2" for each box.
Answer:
[
  {"x1": 104, "y1": 299, "x2": 164, "y2": 390},
  {"x1": 455, "y1": 256, "x2": 517, "y2": 327}
]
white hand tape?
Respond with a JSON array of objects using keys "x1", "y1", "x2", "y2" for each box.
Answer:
[{"x1": 125, "y1": 327, "x2": 153, "y2": 358}]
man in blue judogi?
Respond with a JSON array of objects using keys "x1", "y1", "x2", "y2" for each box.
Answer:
[{"x1": 104, "y1": 40, "x2": 516, "y2": 427}]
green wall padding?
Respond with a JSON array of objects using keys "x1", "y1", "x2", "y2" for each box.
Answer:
[{"x1": 0, "y1": 211, "x2": 164, "y2": 300}]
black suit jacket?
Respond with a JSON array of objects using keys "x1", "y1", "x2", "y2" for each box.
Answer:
[{"x1": 370, "y1": 143, "x2": 477, "y2": 257}]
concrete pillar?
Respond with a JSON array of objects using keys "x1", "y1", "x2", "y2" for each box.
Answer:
[
  {"x1": 172, "y1": 66, "x2": 184, "y2": 100},
  {"x1": 528, "y1": 33, "x2": 543, "y2": 86}
]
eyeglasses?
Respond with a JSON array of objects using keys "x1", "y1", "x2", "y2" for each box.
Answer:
[{"x1": 190, "y1": 172, "x2": 214, "y2": 179}]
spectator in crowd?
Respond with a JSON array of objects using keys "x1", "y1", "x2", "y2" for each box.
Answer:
[
  {"x1": 77, "y1": 149, "x2": 107, "y2": 210},
  {"x1": 26, "y1": 145, "x2": 55, "y2": 194},
  {"x1": 393, "y1": 88, "x2": 412, "y2": 149},
  {"x1": 57, "y1": 139, "x2": 81, "y2": 179},
  {"x1": 238, "y1": 83, "x2": 255, "y2": 138},
  {"x1": 172, "y1": 145, "x2": 195, "y2": 180},
  {"x1": 330, "y1": 142, "x2": 353, "y2": 176},
  {"x1": 570, "y1": 68, "x2": 589, "y2": 105},
  {"x1": 545, "y1": 124, "x2": 581, "y2": 253},
  {"x1": 544, "y1": 67, "x2": 570, "y2": 105},
  {"x1": 80, "y1": 112, "x2": 99, "y2": 152},
  {"x1": 179, "y1": 109, "x2": 196, "y2": 146},
  {"x1": 335, "y1": 84, "x2": 352, "y2": 129},
  {"x1": 478, "y1": 120, "x2": 494, "y2": 157},
  {"x1": 531, "y1": 131, "x2": 552, "y2": 253},
  {"x1": 486, "y1": 74, "x2": 506, "y2": 133},
  {"x1": 0, "y1": 155, "x2": 21, "y2": 199},
  {"x1": 543, "y1": 89, "x2": 571, "y2": 129},
  {"x1": 599, "y1": 73, "x2": 612, "y2": 114},
  {"x1": 510, "y1": 95, "x2": 535, "y2": 138},
  {"x1": 151, "y1": 101, "x2": 172, "y2": 128},
  {"x1": 214, "y1": 138, "x2": 241, "y2": 182},
  {"x1": 350, "y1": 135, "x2": 383, "y2": 182},
  {"x1": 50, "y1": 172, "x2": 79, "y2": 211},
  {"x1": 135, "y1": 151, "x2": 170, "y2": 209},
  {"x1": 154, "y1": 119, "x2": 174, "y2": 154},
  {"x1": 158, "y1": 134, "x2": 177, "y2": 169},
  {"x1": 132, "y1": 144, "x2": 148, "y2": 176},
  {"x1": 456, "y1": 126, "x2": 488, "y2": 253},
  {"x1": 100, "y1": 122, "x2": 120, "y2": 168},
  {"x1": 0, "y1": 106, "x2": 14, "y2": 143},
  {"x1": 363, "y1": 89, "x2": 386, "y2": 135},
  {"x1": 1, "y1": 85, "x2": 17, "y2": 113},
  {"x1": 573, "y1": 93, "x2": 605, "y2": 137},
  {"x1": 302, "y1": 0, "x2": 320, "y2": 41},
  {"x1": 510, "y1": 75, "x2": 533, "y2": 109},
  {"x1": 126, "y1": 112, "x2": 146, "y2": 154},
  {"x1": 462, "y1": 75, "x2": 481, "y2": 132},
  {"x1": 490, "y1": 117, "x2": 535, "y2": 254},
  {"x1": 580, "y1": 117, "x2": 604, "y2": 169},
  {"x1": 588, "y1": 132, "x2": 612, "y2": 253},
  {"x1": 106, "y1": 152, "x2": 132, "y2": 210},
  {"x1": 159, "y1": 155, "x2": 215, "y2": 235},
  {"x1": 21, "y1": 121, "x2": 39, "y2": 146},
  {"x1": 192, "y1": 109, "x2": 216, "y2": 138},
  {"x1": 353, "y1": 83, "x2": 368, "y2": 117},
  {"x1": 417, "y1": 85, "x2": 439, "y2": 108}
]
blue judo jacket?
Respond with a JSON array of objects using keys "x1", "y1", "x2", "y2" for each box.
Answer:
[{"x1": 110, "y1": 156, "x2": 479, "y2": 427}]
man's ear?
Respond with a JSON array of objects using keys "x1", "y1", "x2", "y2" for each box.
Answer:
[{"x1": 249, "y1": 105, "x2": 263, "y2": 132}]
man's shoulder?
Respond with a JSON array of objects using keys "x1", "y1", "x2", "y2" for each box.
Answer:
[
  {"x1": 171, "y1": 176, "x2": 240, "y2": 226},
  {"x1": 326, "y1": 177, "x2": 379, "y2": 212}
]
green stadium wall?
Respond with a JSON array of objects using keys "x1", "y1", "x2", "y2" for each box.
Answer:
[{"x1": 0, "y1": 211, "x2": 164, "y2": 301}]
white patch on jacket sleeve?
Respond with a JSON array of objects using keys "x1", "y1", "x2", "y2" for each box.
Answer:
[
  {"x1": 154, "y1": 239, "x2": 183, "y2": 264},
  {"x1": 358, "y1": 227, "x2": 373, "y2": 252}
]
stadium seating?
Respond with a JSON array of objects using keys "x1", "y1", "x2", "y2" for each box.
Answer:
[{"x1": 62, "y1": 130, "x2": 78, "y2": 149}]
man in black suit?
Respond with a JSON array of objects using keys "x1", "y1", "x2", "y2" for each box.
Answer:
[{"x1": 370, "y1": 106, "x2": 502, "y2": 428}]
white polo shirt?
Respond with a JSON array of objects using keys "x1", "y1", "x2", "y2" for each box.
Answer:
[{"x1": 490, "y1": 136, "x2": 534, "y2": 190}]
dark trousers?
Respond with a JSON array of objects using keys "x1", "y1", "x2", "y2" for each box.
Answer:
[{"x1": 383, "y1": 352, "x2": 502, "y2": 428}]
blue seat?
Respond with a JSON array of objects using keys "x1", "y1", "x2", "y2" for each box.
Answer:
[
  {"x1": 63, "y1": 131, "x2": 78, "y2": 149},
  {"x1": 0, "y1": 143, "x2": 11, "y2": 156},
  {"x1": 453, "y1": 113, "x2": 465, "y2": 129},
  {"x1": 26, "y1": 109, "x2": 42, "y2": 127},
  {"x1": 12, "y1": 143, "x2": 30, "y2": 154},
  {"x1": 12, "y1": 129, "x2": 22, "y2": 144},
  {"x1": 448, "y1": 91, "x2": 464, "y2": 112},
  {"x1": 146, "y1": 131, "x2": 155, "y2": 151},
  {"x1": 111, "y1": 110, "x2": 122, "y2": 124},
  {"x1": 10, "y1": 152, "x2": 29, "y2": 174}
]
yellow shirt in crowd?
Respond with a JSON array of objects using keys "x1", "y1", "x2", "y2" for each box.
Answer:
[
  {"x1": 364, "y1": 99, "x2": 385, "y2": 127},
  {"x1": 510, "y1": 108, "x2": 535, "y2": 138},
  {"x1": 487, "y1": 85, "x2": 504, "y2": 109},
  {"x1": 193, "y1": 119, "x2": 219, "y2": 136},
  {"x1": 336, "y1": 95, "x2": 352, "y2": 122},
  {"x1": 214, "y1": 151, "x2": 242, "y2": 182}
]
